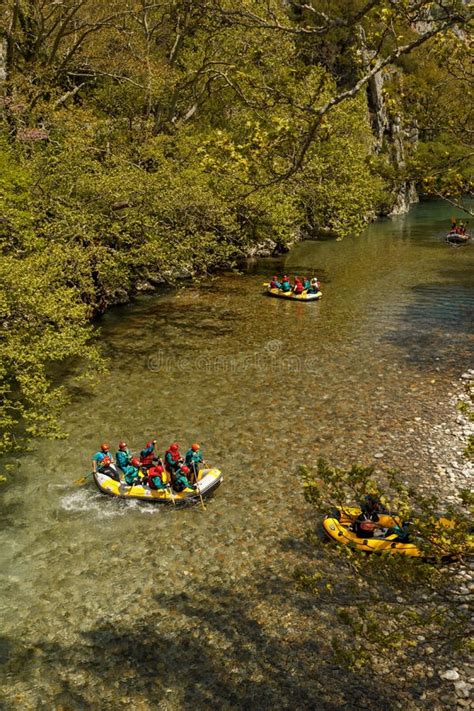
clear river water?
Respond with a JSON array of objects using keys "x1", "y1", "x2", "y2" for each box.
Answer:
[{"x1": 1, "y1": 200, "x2": 473, "y2": 710}]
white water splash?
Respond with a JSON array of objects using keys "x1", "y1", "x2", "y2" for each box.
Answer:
[{"x1": 59, "y1": 488, "x2": 164, "y2": 516}]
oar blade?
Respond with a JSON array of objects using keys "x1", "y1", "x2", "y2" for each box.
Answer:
[{"x1": 73, "y1": 472, "x2": 92, "y2": 486}]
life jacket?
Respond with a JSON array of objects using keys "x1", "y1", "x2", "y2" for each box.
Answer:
[
  {"x1": 355, "y1": 513, "x2": 376, "y2": 538},
  {"x1": 164, "y1": 447, "x2": 181, "y2": 471},
  {"x1": 98, "y1": 455, "x2": 112, "y2": 472},
  {"x1": 294, "y1": 282, "x2": 303, "y2": 294},
  {"x1": 270, "y1": 280, "x2": 278, "y2": 289},
  {"x1": 140, "y1": 448, "x2": 154, "y2": 466},
  {"x1": 147, "y1": 466, "x2": 167, "y2": 488}
]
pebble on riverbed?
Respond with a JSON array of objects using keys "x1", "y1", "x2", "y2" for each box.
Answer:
[{"x1": 439, "y1": 670, "x2": 460, "y2": 681}]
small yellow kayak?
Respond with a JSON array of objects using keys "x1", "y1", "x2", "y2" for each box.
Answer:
[
  {"x1": 93, "y1": 467, "x2": 223, "y2": 505},
  {"x1": 322, "y1": 507, "x2": 456, "y2": 558},
  {"x1": 267, "y1": 287, "x2": 322, "y2": 302}
]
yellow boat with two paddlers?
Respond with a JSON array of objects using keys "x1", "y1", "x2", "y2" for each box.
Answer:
[
  {"x1": 322, "y1": 506, "x2": 456, "y2": 558},
  {"x1": 267, "y1": 286, "x2": 322, "y2": 302},
  {"x1": 93, "y1": 465, "x2": 223, "y2": 505}
]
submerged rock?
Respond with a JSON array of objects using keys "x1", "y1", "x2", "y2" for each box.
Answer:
[{"x1": 439, "y1": 669, "x2": 460, "y2": 681}]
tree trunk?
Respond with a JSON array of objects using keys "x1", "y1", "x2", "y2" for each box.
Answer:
[{"x1": 0, "y1": 35, "x2": 7, "y2": 83}]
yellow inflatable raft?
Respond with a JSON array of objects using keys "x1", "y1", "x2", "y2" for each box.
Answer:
[
  {"x1": 267, "y1": 287, "x2": 322, "y2": 302},
  {"x1": 93, "y1": 466, "x2": 222, "y2": 505},
  {"x1": 322, "y1": 507, "x2": 456, "y2": 558}
]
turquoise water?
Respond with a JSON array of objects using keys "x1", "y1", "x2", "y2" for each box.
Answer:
[{"x1": 0, "y1": 200, "x2": 473, "y2": 709}]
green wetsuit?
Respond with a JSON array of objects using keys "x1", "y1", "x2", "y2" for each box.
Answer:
[
  {"x1": 173, "y1": 468, "x2": 194, "y2": 492},
  {"x1": 185, "y1": 448, "x2": 203, "y2": 472},
  {"x1": 123, "y1": 464, "x2": 142, "y2": 486},
  {"x1": 149, "y1": 474, "x2": 167, "y2": 490},
  {"x1": 165, "y1": 450, "x2": 182, "y2": 472},
  {"x1": 116, "y1": 448, "x2": 131, "y2": 470}
]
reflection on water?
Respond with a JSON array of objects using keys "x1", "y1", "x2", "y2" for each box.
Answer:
[{"x1": 1, "y1": 200, "x2": 473, "y2": 708}]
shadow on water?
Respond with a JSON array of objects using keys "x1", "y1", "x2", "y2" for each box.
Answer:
[
  {"x1": 0, "y1": 497, "x2": 25, "y2": 533},
  {"x1": 413, "y1": 239, "x2": 472, "y2": 249},
  {"x1": 0, "y1": 575, "x2": 400, "y2": 711},
  {"x1": 384, "y1": 265, "x2": 474, "y2": 371}
]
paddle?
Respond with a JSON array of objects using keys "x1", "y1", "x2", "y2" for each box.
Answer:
[
  {"x1": 146, "y1": 469, "x2": 176, "y2": 504},
  {"x1": 168, "y1": 482, "x2": 176, "y2": 506},
  {"x1": 161, "y1": 464, "x2": 176, "y2": 506},
  {"x1": 74, "y1": 471, "x2": 93, "y2": 486},
  {"x1": 191, "y1": 460, "x2": 206, "y2": 511}
]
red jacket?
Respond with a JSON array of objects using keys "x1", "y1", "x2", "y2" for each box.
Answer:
[
  {"x1": 147, "y1": 465, "x2": 165, "y2": 488},
  {"x1": 164, "y1": 447, "x2": 182, "y2": 472}
]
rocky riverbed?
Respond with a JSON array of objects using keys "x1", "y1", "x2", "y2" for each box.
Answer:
[
  {"x1": 414, "y1": 369, "x2": 473, "y2": 709},
  {"x1": 415, "y1": 369, "x2": 473, "y2": 498}
]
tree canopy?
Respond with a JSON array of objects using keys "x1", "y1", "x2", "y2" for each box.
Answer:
[{"x1": 0, "y1": 0, "x2": 472, "y2": 462}]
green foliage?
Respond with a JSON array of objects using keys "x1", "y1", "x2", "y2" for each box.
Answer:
[
  {"x1": 0, "y1": 143, "x2": 105, "y2": 462},
  {"x1": 464, "y1": 435, "x2": 474, "y2": 461},
  {"x1": 389, "y1": 28, "x2": 473, "y2": 201},
  {"x1": 296, "y1": 460, "x2": 473, "y2": 672},
  {"x1": 0, "y1": 1, "x2": 471, "y2": 465},
  {"x1": 456, "y1": 399, "x2": 474, "y2": 422}
]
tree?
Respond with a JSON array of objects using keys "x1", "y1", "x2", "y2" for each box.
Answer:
[
  {"x1": 0, "y1": 142, "x2": 105, "y2": 464},
  {"x1": 207, "y1": 1, "x2": 472, "y2": 182},
  {"x1": 0, "y1": 1, "x2": 472, "y2": 467},
  {"x1": 398, "y1": 29, "x2": 474, "y2": 214}
]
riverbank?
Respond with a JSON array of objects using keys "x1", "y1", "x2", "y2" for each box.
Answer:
[
  {"x1": 133, "y1": 236, "x2": 293, "y2": 304},
  {"x1": 420, "y1": 370, "x2": 474, "y2": 710},
  {"x1": 413, "y1": 369, "x2": 473, "y2": 499},
  {"x1": 408, "y1": 369, "x2": 473, "y2": 709}
]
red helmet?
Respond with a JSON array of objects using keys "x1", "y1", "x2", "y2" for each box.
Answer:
[
  {"x1": 272, "y1": 276, "x2": 277, "y2": 280},
  {"x1": 100, "y1": 443, "x2": 110, "y2": 452},
  {"x1": 360, "y1": 521, "x2": 375, "y2": 532},
  {"x1": 170, "y1": 443, "x2": 179, "y2": 452},
  {"x1": 131, "y1": 457, "x2": 140, "y2": 467},
  {"x1": 181, "y1": 465, "x2": 190, "y2": 474},
  {"x1": 119, "y1": 441, "x2": 127, "y2": 450},
  {"x1": 295, "y1": 277, "x2": 301, "y2": 283},
  {"x1": 191, "y1": 443, "x2": 200, "y2": 451},
  {"x1": 102, "y1": 456, "x2": 111, "y2": 465},
  {"x1": 282, "y1": 275, "x2": 288, "y2": 280}
]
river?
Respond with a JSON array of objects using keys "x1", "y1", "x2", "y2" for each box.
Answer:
[{"x1": 1, "y1": 200, "x2": 473, "y2": 710}]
